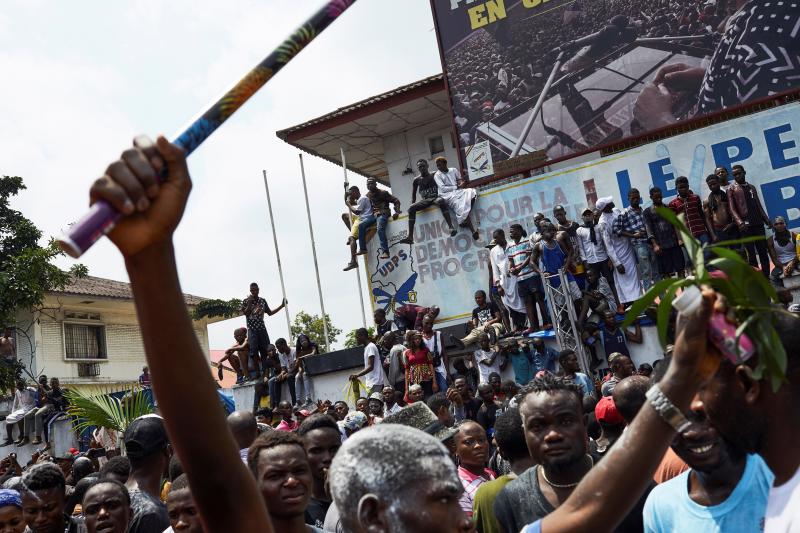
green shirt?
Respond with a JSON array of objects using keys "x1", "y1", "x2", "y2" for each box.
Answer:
[{"x1": 473, "y1": 474, "x2": 515, "y2": 533}]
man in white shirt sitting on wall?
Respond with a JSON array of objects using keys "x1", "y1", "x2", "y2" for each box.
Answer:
[{"x1": 434, "y1": 156, "x2": 479, "y2": 241}]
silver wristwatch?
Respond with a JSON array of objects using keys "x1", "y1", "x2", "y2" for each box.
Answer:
[{"x1": 646, "y1": 385, "x2": 691, "y2": 433}]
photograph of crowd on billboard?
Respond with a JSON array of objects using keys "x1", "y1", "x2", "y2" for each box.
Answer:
[{"x1": 431, "y1": 0, "x2": 800, "y2": 180}]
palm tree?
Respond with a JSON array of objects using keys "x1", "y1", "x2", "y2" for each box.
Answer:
[{"x1": 64, "y1": 385, "x2": 154, "y2": 454}]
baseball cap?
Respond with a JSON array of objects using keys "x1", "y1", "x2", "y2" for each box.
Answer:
[
  {"x1": 124, "y1": 415, "x2": 169, "y2": 459},
  {"x1": 581, "y1": 208, "x2": 593, "y2": 215},
  {"x1": 595, "y1": 396, "x2": 624, "y2": 425}
]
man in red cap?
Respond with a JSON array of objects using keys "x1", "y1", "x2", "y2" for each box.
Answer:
[{"x1": 594, "y1": 396, "x2": 625, "y2": 458}]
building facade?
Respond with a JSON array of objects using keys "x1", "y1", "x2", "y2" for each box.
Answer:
[{"x1": 13, "y1": 275, "x2": 220, "y2": 388}]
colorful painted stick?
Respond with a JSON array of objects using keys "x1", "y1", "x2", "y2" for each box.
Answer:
[{"x1": 59, "y1": 0, "x2": 357, "y2": 258}]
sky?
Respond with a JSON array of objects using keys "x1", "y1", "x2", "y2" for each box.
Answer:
[{"x1": 0, "y1": 0, "x2": 443, "y2": 350}]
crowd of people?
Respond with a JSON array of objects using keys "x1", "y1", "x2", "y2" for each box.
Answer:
[{"x1": 10, "y1": 135, "x2": 789, "y2": 533}]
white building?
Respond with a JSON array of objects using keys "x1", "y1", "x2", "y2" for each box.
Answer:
[{"x1": 13, "y1": 275, "x2": 222, "y2": 388}]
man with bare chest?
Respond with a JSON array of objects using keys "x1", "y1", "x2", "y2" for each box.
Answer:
[
  {"x1": 704, "y1": 174, "x2": 738, "y2": 246},
  {"x1": 0, "y1": 327, "x2": 15, "y2": 363}
]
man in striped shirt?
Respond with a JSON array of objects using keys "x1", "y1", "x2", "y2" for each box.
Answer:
[
  {"x1": 507, "y1": 224, "x2": 549, "y2": 334},
  {"x1": 668, "y1": 176, "x2": 711, "y2": 245}
]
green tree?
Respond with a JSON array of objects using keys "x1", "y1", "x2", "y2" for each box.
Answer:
[
  {"x1": 343, "y1": 327, "x2": 375, "y2": 348},
  {"x1": 0, "y1": 176, "x2": 87, "y2": 380},
  {"x1": 290, "y1": 311, "x2": 340, "y2": 353},
  {"x1": 192, "y1": 298, "x2": 243, "y2": 320}
]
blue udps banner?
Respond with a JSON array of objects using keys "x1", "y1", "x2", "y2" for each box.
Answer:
[{"x1": 366, "y1": 103, "x2": 800, "y2": 324}]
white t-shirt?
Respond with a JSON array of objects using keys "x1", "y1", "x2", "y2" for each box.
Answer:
[
  {"x1": 423, "y1": 331, "x2": 447, "y2": 375},
  {"x1": 363, "y1": 343, "x2": 385, "y2": 388},
  {"x1": 474, "y1": 349, "x2": 500, "y2": 384},
  {"x1": 766, "y1": 465, "x2": 800, "y2": 532},
  {"x1": 355, "y1": 196, "x2": 372, "y2": 217},
  {"x1": 279, "y1": 348, "x2": 297, "y2": 371}
]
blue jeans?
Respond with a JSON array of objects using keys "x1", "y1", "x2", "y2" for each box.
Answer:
[
  {"x1": 435, "y1": 371, "x2": 448, "y2": 394},
  {"x1": 268, "y1": 375, "x2": 296, "y2": 406},
  {"x1": 632, "y1": 241, "x2": 655, "y2": 291},
  {"x1": 295, "y1": 371, "x2": 314, "y2": 404},
  {"x1": 357, "y1": 214, "x2": 389, "y2": 253}
]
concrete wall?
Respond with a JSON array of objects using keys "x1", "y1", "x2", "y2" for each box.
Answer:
[
  {"x1": 0, "y1": 419, "x2": 79, "y2": 466},
  {"x1": 384, "y1": 118, "x2": 458, "y2": 205}
]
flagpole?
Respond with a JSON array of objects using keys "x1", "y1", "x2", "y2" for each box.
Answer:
[
  {"x1": 262, "y1": 170, "x2": 292, "y2": 338},
  {"x1": 298, "y1": 154, "x2": 331, "y2": 352},
  {"x1": 340, "y1": 147, "x2": 368, "y2": 329}
]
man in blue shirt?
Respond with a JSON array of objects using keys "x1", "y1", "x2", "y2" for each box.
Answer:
[
  {"x1": 530, "y1": 337, "x2": 558, "y2": 375},
  {"x1": 557, "y1": 349, "x2": 595, "y2": 398},
  {"x1": 643, "y1": 401, "x2": 773, "y2": 532}
]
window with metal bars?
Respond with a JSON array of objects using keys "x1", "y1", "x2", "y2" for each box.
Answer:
[{"x1": 64, "y1": 323, "x2": 107, "y2": 360}]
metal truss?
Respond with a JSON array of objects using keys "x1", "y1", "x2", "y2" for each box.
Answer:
[{"x1": 542, "y1": 269, "x2": 592, "y2": 374}]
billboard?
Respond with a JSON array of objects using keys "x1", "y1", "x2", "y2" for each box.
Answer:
[
  {"x1": 365, "y1": 102, "x2": 800, "y2": 323},
  {"x1": 429, "y1": 0, "x2": 800, "y2": 180}
]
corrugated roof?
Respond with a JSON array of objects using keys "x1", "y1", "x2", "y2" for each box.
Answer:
[
  {"x1": 53, "y1": 275, "x2": 205, "y2": 306},
  {"x1": 276, "y1": 73, "x2": 444, "y2": 140}
]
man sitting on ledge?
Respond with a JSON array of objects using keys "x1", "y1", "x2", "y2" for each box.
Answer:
[
  {"x1": 433, "y1": 156, "x2": 479, "y2": 241},
  {"x1": 451, "y1": 290, "x2": 505, "y2": 349},
  {"x1": 400, "y1": 159, "x2": 456, "y2": 244}
]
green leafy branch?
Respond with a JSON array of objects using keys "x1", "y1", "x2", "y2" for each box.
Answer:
[
  {"x1": 623, "y1": 207, "x2": 787, "y2": 389},
  {"x1": 65, "y1": 385, "x2": 153, "y2": 436}
]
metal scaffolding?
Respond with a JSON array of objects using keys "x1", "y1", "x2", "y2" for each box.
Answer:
[{"x1": 542, "y1": 270, "x2": 592, "y2": 374}]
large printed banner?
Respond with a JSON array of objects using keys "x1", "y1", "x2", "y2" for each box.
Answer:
[
  {"x1": 429, "y1": 0, "x2": 800, "y2": 180},
  {"x1": 366, "y1": 103, "x2": 800, "y2": 323}
]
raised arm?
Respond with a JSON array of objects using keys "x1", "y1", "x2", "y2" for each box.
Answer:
[
  {"x1": 625, "y1": 321, "x2": 643, "y2": 344},
  {"x1": 540, "y1": 289, "x2": 720, "y2": 533},
  {"x1": 265, "y1": 298, "x2": 286, "y2": 316},
  {"x1": 90, "y1": 136, "x2": 271, "y2": 533}
]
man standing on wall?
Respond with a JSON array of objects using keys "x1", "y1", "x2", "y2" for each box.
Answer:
[
  {"x1": 704, "y1": 173, "x2": 739, "y2": 250},
  {"x1": 613, "y1": 188, "x2": 655, "y2": 291},
  {"x1": 596, "y1": 198, "x2": 641, "y2": 307},
  {"x1": 727, "y1": 165, "x2": 772, "y2": 276},
  {"x1": 507, "y1": 224, "x2": 549, "y2": 334},
  {"x1": 553, "y1": 205, "x2": 586, "y2": 288},
  {"x1": 490, "y1": 229, "x2": 526, "y2": 332},
  {"x1": 241, "y1": 283, "x2": 286, "y2": 381},
  {"x1": 400, "y1": 159, "x2": 456, "y2": 244},
  {"x1": 643, "y1": 186, "x2": 685, "y2": 279},
  {"x1": 669, "y1": 176, "x2": 713, "y2": 247},
  {"x1": 434, "y1": 157, "x2": 479, "y2": 240},
  {"x1": 575, "y1": 208, "x2": 615, "y2": 296}
]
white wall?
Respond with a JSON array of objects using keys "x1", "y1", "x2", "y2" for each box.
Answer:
[
  {"x1": 22, "y1": 296, "x2": 211, "y2": 386},
  {"x1": 383, "y1": 118, "x2": 458, "y2": 204}
]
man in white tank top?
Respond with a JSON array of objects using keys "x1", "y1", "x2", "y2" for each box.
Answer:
[{"x1": 767, "y1": 216, "x2": 799, "y2": 285}]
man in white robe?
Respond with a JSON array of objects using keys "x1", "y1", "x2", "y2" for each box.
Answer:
[
  {"x1": 596, "y1": 196, "x2": 642, "y2": 306},
  {"x1": 1, "y1": 380, "x2": 35, "y2": 446},
  {"x1": 434, "y1": 157, "x2": 479, "y2": 240},
  {"x1": 489, "y1": 229, "x2": 526, "y2": 317}
]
